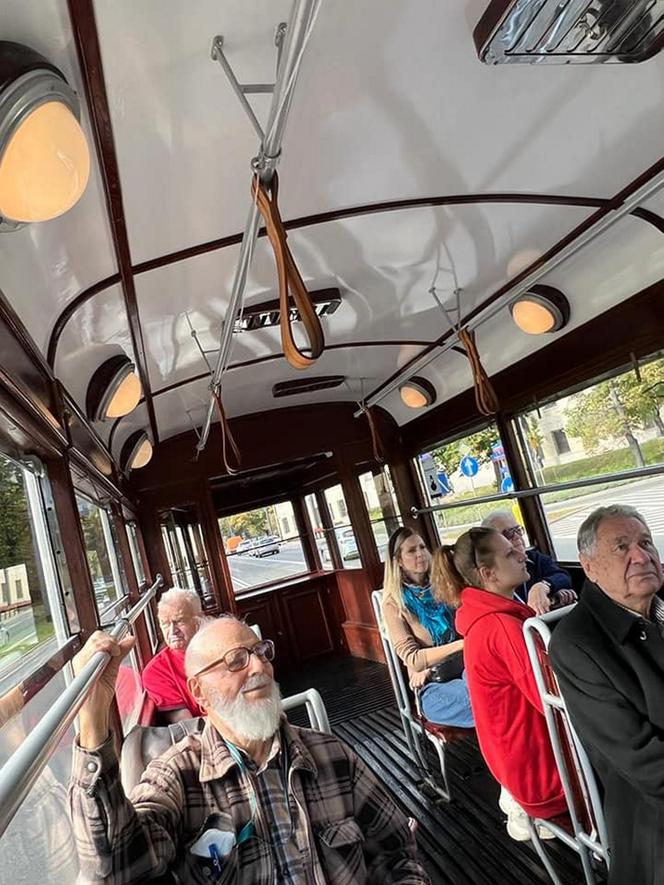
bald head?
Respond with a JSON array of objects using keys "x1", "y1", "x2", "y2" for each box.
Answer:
[{"x1": 185, "y1": 615, "x2": 254, "y2": 678}]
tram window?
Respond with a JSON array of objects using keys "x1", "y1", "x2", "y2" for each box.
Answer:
[
  {"x1": 159, "y1": 507, "x2": 214, "y2": 608},
  {"x1": 416, "y1": 424, "x2": 511, "y2": 543},
  {"x1": 218, "y1": 501, "x2": 308, "y2": 594},
  {"x1": 516, "y1": 352, "x2": 664, "y2": 561},
  {"x1": 0, "y1": 454, "x2": 66, "y2": 683},
  {"x1": 358, "y1": 468, "x2": 400, "y2": 562},
  {"x1": 322, "y1": 485, "x2": 362, "y2": 569},
  {"x1": 0, "y1": 667, "x2": 79, "y2": 884},
  {"x1": 76, "y1": 495, "x2": 126, "y2": 613},
  {"x1": 125, "y1": 520, "x2": 146, "y2": 585},
  {"x1": 304, "y1": 493, "x2": 332, "y2": 569}
]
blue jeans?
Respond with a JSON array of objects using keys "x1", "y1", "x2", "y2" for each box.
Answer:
[{"x1": 419, "y1": 670, "x2": 474, "y2": 728}]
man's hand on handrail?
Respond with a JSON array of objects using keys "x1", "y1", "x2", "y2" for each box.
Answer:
[{"x1": 73, "y1": 630, "x2": 135, "y2": 750}]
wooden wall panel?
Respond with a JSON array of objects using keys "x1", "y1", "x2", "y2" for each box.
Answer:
[{"x1": 279, "y1": 583, "x2": 335, "y2": 662}]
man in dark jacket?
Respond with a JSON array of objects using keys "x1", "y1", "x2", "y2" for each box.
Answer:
[
  {"x1": 549, "y1": 504, "x2": 664, "y2": 885},
  {"x1": 482, "y1": 510, "x2": 576, "y2": 614}
]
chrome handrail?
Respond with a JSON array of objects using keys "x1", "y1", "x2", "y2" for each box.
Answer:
[{"x1": 0, "y1": 574, "x2": 163, "y2": 839}]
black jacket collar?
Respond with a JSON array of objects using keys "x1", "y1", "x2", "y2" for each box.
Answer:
[{"x1": 580, "y1": 580, "x2": 664, "y2": 645}]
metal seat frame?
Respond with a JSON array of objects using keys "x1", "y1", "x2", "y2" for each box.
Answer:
[
  {"x1": 371, "y1": 588, "x2": 473, "y2": 801},
  {"x1": 523, "y1": 607, "x2": 610, "y2": 885}
]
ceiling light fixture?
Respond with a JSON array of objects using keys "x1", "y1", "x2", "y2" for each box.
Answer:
[
  {"x1": 121, "y1": 430, "x2": 153, "y2": 472},
  {"x1": 86, "y1": 355, "x2": 142, "y2": 422},
  {"x1": 0, "y1": 41, "x2": 90, "y2": 228},
  {"x1": 510, "y1": 285, "x2": 570, "y2": 335},
  {"x1": 399, "y1": 376, "x2": 437, "y2": 409}
]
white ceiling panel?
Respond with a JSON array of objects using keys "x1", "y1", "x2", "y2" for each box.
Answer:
[
  {"x1": 54, "y1": 284, "x2": 136, "y2": 428},
  {"x1": 136, "y1": 201, "x2": 594, "y2": 391},
  {"x1": 94, "y1": 0, "x2": 664, "y2": 264},
  {"x1": 0, "y1": 0, "x2": 116, "y2": 354}
]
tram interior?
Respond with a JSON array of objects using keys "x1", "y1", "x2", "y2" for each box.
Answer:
[{"x1": 0, "y1": 1, "x2": 663, "y2": 883}]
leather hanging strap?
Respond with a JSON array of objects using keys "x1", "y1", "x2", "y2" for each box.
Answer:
[
  {"x1": 213, "y1": 390, "x2": 242, "y2": 475},
  {"x1": 458, "y1": 327, "x2": 499, "y2": 417},
  {"x1": 252, "y1": 173, "x2": 324, "y2": 369},
  {"x1": 362, "y1": 404, "x2": 385, "y2": 464}
]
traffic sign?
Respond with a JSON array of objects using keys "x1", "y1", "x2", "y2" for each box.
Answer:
[
  {"x1": 419, "y1": 454, "x2": 443, "y2": 498},
  {"x1": 501, "y1": 475, "x2": 514, "y2": 493},
  {"x1": 459, "y1": 455, "x2": 479, "y2": 478}
]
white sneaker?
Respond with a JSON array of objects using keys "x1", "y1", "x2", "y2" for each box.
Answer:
[{"x1": 500, "y1": 789, "x2": 557, "y2": 842}]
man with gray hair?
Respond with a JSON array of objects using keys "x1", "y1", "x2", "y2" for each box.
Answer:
[
  {"x1": 70, "y1": 615, "x2": 429, "y2": 883},
  {"x1": 482, "y1": 510, "x2": 576, "y2": 614},
  {"x1": 142, "y1": 586, "x2": 204, "y2": 722},
  {"x1": 550, "y1": 504, "x2": 664, "y2": 885}
]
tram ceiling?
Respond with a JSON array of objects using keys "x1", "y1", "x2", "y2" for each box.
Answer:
[{"x1": 0, "y1": 1, "x2": 663, "y2": 460}]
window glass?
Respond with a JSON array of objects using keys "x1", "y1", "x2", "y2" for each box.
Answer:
[
  {"x1": 159, "y1": 507, "x2": 214, "y2": 609},
  {"x1": 117, "y1": 644, "x2": 144, "y2": 733},
  {"x1": 516, "y1": 353, "x2": 664, "y2": 560},
  {"x1": 323, "y1": 485, "x2": 361, "y2": 569},
  {"x1": 417, "y1": 424, "x2": 510, "y2": 543},
  {"x1": 0, "y1": 668, "x2": 79, "y2": 885},
  {"x1": 304, "y1": 493, "x2": 332, "y2": 569},
  {"x1": 0, "y1": 455, "x2": 63, "y2": 682},
  {"x1": 219, "y1": 502, "x2": 308, "y2": 594},
  {"x1": 76, "y1": 495, "x2": 126, "y2": 614},
  {"x1": 358, "y1": 468, "x2": 400, "y2": 561},
  {"x1": 126, "y1": 521, "x2": 146, "y2": 585}
]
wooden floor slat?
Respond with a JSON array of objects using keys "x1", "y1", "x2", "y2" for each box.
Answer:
[{"x1": 282, "y1": 656, "x2": 588, "y2": 885}]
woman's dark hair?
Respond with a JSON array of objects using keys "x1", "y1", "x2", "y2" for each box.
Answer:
[{"x1": 431, "y1": 527, "x2": 500, "y2": 606}]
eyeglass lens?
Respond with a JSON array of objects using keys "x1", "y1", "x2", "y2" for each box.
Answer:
[{"x1": 225, "y1": 640, "x2": 275, "y2": 672}]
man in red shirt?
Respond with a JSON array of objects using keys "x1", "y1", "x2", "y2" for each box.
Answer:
[{"x1": 142, "y1": 587, "x2": 205, "y2": 722}]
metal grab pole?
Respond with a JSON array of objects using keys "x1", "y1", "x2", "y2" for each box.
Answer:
[
  {"x1": 196, "y1": 0, "x2": 320, "y2": 454},
  {"x1": 0, "y1": 574, "x2": 163, "y2": 839}
]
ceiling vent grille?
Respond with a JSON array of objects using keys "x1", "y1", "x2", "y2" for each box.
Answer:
[
  {"x1": 475, "y1": 0, "x2": 664, "y2": 64},
  {"x1": 234, "y1": 287, "x2": 341, "y2": 334},
  {"x1": 272, "y1": 376, "x2": 345, "y2": 398}
]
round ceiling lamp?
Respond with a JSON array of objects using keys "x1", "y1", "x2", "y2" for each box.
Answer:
[
  {"x1": 86, "y1": 355, "x2": 142, "y2": 422},
  {"x1": 399, "y1": 376, "x2": 437, "y2": 409},
  {"x1": 121, "y1": 430, "x2": 153, "y2": 472},
  {"x1": 510, "y1": 285, "x2": 570, "y2": 335},
  {"x1": 0, "y1": 41, "x2": 90, "y2": 228}
]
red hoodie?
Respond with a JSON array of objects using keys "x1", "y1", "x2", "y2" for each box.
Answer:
[{"x1": 456, "y1": 586, "x2": 566, "y2": 819}]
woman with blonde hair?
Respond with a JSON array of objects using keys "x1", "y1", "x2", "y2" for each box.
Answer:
[
  {"x1": 433, "y1": 527, "x2": 567, "y2": 841},
  {"x1": 381, "y1": 526, "x2": 473, "y2": 728}
]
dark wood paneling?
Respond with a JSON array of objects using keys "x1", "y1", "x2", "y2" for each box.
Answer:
[
  {"x1": 196, "y1": 481, "x2": 236, "y2": 615},
  {"x1": 340, "y1": 622, "x2": 383, "y2": 663},
  {"x1": 279, "y1": 583, "x2": 335, "y2": 663},
  {"x1": 235, "y1": 593, "x2": 295, "y2": 674},
  {"x1": 63, "y1": 389, "x2": 115, "y2": 479},
  {"x1": 336, "y1": 568, "x2": 377, "y2": 627}
]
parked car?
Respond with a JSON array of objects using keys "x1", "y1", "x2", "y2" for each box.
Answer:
[
  {"x1": 253, "y1": 535, "x2": 281, "y2": 557},
  {"x1": 321, "y1": 527, "x2": 359, "y2": 562},
  {"x1": 236, "y1": 539, "x2": 256, "y2": 555}
]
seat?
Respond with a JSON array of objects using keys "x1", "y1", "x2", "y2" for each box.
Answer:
[
  {"x1": 371, "y1": 589, "x2": 474, "y2": 801},
  {"x1": 120, "y1": 687, "x2": 331, "y2": 793},
  {"x1": 523, "y1": 608, "x2": 610, "y2": 885}
]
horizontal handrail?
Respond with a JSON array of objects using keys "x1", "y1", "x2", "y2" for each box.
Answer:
[
  {"x1": 411, "y1": 462, "x2": 664, "y2": 517},
  {"x1": 0, "y1": 574, "x2": 163, "y2": 840}
]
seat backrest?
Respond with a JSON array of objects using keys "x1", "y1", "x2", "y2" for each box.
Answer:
[
  {"x1": 371, "y1": 589, "x2": 415, "y2": 724},
  {"x1": 120, "y1": 717, "x2": 204, "y2": 794},
  {"x1": 523, "y1": 609, "x2": 610, "y2": 865},
  {"x1": 282, "y1": 688, "x2": 331, "y2": 733},
  {"x1": 249, "y1": 623, "x2": 262, "y2": 639}
]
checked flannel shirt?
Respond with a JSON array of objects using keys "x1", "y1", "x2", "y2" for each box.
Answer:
[{"x1": 69, "y1": 718, "x2": 430, "y2": 885}]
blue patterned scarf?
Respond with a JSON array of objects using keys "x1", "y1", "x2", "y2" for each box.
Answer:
[{"x1": 402, "y1": 583, "x2": 457, "y2": 646}]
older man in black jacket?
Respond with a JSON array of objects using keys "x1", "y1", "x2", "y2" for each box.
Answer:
[{"x1": 550, "y1": 504, "x2": 664, "y2": 885}]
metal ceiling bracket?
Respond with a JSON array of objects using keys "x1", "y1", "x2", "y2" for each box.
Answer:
[{"x1": 210, "y1": 23, "x2": 287, "y2": 144}]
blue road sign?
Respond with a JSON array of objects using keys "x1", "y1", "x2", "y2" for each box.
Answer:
[
  {"x1": 459, "y1": 455, "x2": 479, "y2": 478},
  {"x1": 501, "y1": 475, "x2": 514, "y2": 493}
]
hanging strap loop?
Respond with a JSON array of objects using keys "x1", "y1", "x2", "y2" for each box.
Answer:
[
  {"x1": 361, "y1": 404, "x2": 385, "y2": 464},
  {"x1": 213, "y1": 390, "x2": 242, "y2": 475},
  {"x1": 457, "y1": 328, "x2": 499, "y2": 417},
  {"x1": 252, "y1": 173, "x2": 324, "y2": 369}
]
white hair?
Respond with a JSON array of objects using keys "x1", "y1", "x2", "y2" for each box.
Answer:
[
  {"x1": 577, "y1": 505, "x2": 649, "y2": 557},
  {"x1": 157, "y1": 587, "x2": 202, "y2": 619},
  {"x1": 481, "y1": 510, "x2": 514, "y2": 529}
]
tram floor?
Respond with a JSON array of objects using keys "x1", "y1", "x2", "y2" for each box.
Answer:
[{"x1": 281, "y1": 655, "x2": 593, "y2": 885}]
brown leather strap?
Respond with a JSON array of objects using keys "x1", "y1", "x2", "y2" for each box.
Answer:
[
  {"x1": 362, "y1": 404, "x2": 385, "y2": 463},
  {"x1": 252, "y1": 173, "x2": 324, "y2": 369},
  {"x1": 458, "y1": 328, "x2": 499, "y2": 417},
  {"x1": 213, "y1": 391, "x2": 241, "y2": 475}
]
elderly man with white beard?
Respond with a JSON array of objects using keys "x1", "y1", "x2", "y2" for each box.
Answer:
[{"x1": 69, "y1": 615, "x2": 429, "y2": 885}]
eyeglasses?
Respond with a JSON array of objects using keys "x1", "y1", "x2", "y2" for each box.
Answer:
[
  {"x1": 501, "y1": 525, "x2": 525, "y2": 542},
  {"x1": 192, "y1": 639, "x2": 276, "y2": 678}
]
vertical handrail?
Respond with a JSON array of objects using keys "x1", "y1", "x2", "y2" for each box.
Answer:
[{"x1": 0, "y1": 575, "x2": 163, "y2": 840}]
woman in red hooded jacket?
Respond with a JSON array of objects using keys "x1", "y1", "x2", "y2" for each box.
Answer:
[{"x1": 431, "y1": 527, "x2": 567, "y2": 840}]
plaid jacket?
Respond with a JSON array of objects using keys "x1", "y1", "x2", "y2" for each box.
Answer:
[{"x1": 69, "y1": 719, "x2": 430, "y2": 884}]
